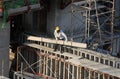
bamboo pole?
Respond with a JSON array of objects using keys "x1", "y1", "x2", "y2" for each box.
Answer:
[
  {"x1": 46, "y1": 51, "x2": 48, "y2": 76},
  {"x1": 63, "y1": 61, "x2": 66, "y2": 79},
  {"x1": 102, "y1": 74, "x2": 105, "y2": 79},
  {"x1": 72, "y1": 65, "x2": 75, "y2": 79},
  {"x1": 55, "y1": 58, "x2": 57, "y2": 78},
  {"x1": 98, "y1": 73, "x2": 100, "y2": 79},
  {"x1": 88, "y1": 70, "x2": 91, "y2": 79},
  {"x1": 50, "y1": 57, "x2": 53, "y2": 77},
  {"x1": 68, "y1": 64, "x2": 70, "y2": 79},
  {"x1": 76, "y1": 66, "x2": 79, "y2": 79},
  {"x1": 111, "y1": 0, "x2": 115, "y2": 54},
  {"x1": 58, "y1": 61, "x2": 61, "y2": 79},
  {"x1": 43, "y1": 56, "x2": 46, "y2": 75},
  {"x1": 39, "y1": 52, "x2": 42, "y2": 74}
]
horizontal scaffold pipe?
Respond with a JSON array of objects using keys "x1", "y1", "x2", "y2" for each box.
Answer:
[
  {"x1": 0, "y1": 4, "x2": 43, "y2": 16},
  {"x1": 26, "y1": 35, "x2": 87, "y2": 48}
]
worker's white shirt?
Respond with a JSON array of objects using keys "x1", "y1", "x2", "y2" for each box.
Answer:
[{"x1": 54, "y1": 30, "x2": 68, "y2": 41}]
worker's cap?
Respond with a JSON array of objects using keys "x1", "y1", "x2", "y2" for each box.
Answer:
[{"x1": 55, "y1": 26, "x2": 60, "y2": 31}]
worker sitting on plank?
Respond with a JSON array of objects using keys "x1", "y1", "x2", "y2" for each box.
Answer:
[{"x1": 54, "y1": 26, "x2": 68, "y2": 53}]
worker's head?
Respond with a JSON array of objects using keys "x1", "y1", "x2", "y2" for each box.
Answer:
[{"x1": 55, "y1": 26, "x2": 60, "y2": 32}]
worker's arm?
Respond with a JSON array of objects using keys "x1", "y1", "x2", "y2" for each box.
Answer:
[
  {"x1": 54, "y1": 31, "x2": 58, "y2": 40},
  {"x1": 61, "y1": 32, "x2": 68, "y2": 41}
]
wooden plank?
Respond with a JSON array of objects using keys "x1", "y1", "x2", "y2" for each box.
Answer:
[
  {"x1": 24, "y1": 43, "x2": 54, "y2": 51},
  {"x1": 27, "y1": 35, "x2": 87, "y2": 48},
  {"x1": 24, "y1": 43, "x2": 82, "y2": 59}
]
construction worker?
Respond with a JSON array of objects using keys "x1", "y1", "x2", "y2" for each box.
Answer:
[{"x1": 54, "y1": 26, "x2": 68, "y2": 53}]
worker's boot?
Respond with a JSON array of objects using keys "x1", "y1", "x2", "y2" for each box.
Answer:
[{"x1": 54, "y1": 44, "x2": 58, "y2": 52}]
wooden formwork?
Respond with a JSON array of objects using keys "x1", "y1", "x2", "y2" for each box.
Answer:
[
  {"x1": 24, "y1": 35, "x2": 120, "y2": 69},
  {"x1": 17, "y1": 44, "x2": 120, "y2": 79},
  {"x1": 24, "y1": 42, "x2": 120, "y2": 69}
]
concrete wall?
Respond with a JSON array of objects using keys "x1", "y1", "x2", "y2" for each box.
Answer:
[
  {"x1": 23, "y1": 12, "x2": 33, "y2": 33},
  {"x1": 20, "y1": 0, "x2": 86, "y2": 42},
  {"x1": 47, "y1": 0, "x2": 57, "y2": 37},
  {"x1": 112, "y1": 0, "x2": 120, "y2": 56},
  {"x1": 112, "y1": 36, "x2": 120, "y2": 56},
  {"x1": 0, "y1": 19, "x2": 10, "y2": 77},
  {"x1": 115, "y1": 0, "x2": 120, "y2": 26},
  {"x1": 47, "y1": 0, "x2": 85, "y2": 42}
]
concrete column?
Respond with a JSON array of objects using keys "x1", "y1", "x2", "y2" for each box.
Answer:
[
  {"x1": 0, "y1": 19, "x2": 10, "y2": 77},
  {"x1": 115, "y1": 0, "x2": 120, "y2": 26}
]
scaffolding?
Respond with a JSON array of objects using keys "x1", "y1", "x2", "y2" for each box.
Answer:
[
  {"x1": 71, "y1": 0, "x2": 115, "y2": 53},
  {"x1": 11, "y1": 0, "x2": 120, "y2": 79},
  {"x1": 15, "y1": 36, "x2": 120, "y2": 79},
  {"x1": 13, "y1": 32, "x2": 120, "y2": 78}
]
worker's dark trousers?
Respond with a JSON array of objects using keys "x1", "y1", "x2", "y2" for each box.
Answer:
[
  {"x1": 54, "y1": 39, "x2": 64, "y2": 53},
  {"x1": 54, "y1": 44, "x2": 64, "y2": 53}
]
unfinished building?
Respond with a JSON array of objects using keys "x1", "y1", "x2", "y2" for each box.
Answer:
[{"x1": 0, "y1": 0, "x2": 120, "y2": 79}]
